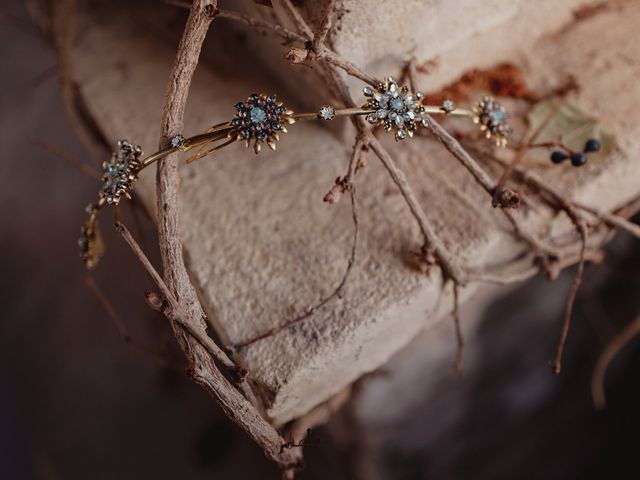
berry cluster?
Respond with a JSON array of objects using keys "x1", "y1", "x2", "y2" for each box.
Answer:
[{"x1": 550, "y1": 138, "x2": 601, "y2": 167}]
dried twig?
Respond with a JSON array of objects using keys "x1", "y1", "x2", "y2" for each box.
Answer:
[
  {"x1": 152, "y1": 1, "x2": 301, "y2": 472},
  {"x1": 574, "y1": 201, "x2": 640, "y2": 240},
  {"x1": 232, "y1": 180, "x2": 360, "y2": 350},
  {"x1": 553, "y1": 221, "x2": 587, "y2": 374},
  {"x1": 426, "y1": 117, "x2": 520, "y2": 208},
  {"x1": 85, "y1": 275, "x2": 131, "y2": 341},
  {"x1": 280, "y1": 0, "x2": 314, "y2": 38},
  {"x1": 492, "y1": 99, "x2": 563, "y2": 206},
  {"x1": 405, "y1": 59, "x2": 517, "y2": 208},
  {"x1": 85, "y1": 275, "x2": 181, "y2": 371},
  {"x1": 116, "y1": 222, "x2": 301, "y2": 471},
  {"x1": 217, "y1": 9, "x2": 306, "y2": 43},
  {"x1": 115, "y1": 222, "x2": 239, "y2": 376},
  {"x1": 176, "y1": 3, "x2": 379, "y2": 85},
  {"x1": 311, "y1": 0, "x2": 336, "y2": 55},
  {"x1": 326, "y1": 62, "x2": 466, "y2": 284},
  {"x1": 32, "y1": 136, "x2": 101, "y2": 179},
  {"x1": 502, "y1": 209, "x2": 559, "y2": 274},
  {"x1": 451, "y1": 283, "x2": 464, "y2": 375},
  {"x1": 591, "y1": 314, "x2": 640, "y2": 410}
]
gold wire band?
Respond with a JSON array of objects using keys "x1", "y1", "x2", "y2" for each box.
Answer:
[{"x1": 139, "y1": 105, "x2": 475, "y2": 168}]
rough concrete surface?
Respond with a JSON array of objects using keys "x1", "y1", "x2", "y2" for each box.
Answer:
[{"x1": 68, "y1": 1, "x2": 640, "y2": 424}]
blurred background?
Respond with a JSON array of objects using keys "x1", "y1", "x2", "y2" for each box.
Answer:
[{"x1": 2, "y1": 1, "x2": 640, "y2": 479}]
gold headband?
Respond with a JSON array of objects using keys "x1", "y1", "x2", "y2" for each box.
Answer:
[{"x1": 79, "y1": 77, "x2": 513, "y2": 268}]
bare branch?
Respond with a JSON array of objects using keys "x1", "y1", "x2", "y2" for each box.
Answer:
[
  {"x1": 85, "y1": 275, "x2": 182, "y2": 371},
  {"x1": 115, "y1": 222, "x2": 240, "y2": 376},
  {"x1": 218, "y1": 9, "x2": 306, "y2": 43},
  {"x1": 451, "y1": 283, "x2": 464, "y2": 375},
  {"x1": 325, "y1": 62, "x2": 466, "y2": 284},
  {"x1": 152, "y1": 1, "x2": 302, "y2": 471},
  {"x1": 553, "y1": 220, "x2": 587, "y2": 374},
  {"x1": 406, "y1": 58, "x2": 517, "y2": 208},
  {"x1": 492, "y1": 98, "x2": 564, "y2": 205},
  {"x1": 32, "y1": 136, "x2": 101, "y2": 179},
  {"x1": 233, "y1": 181, "x2": 360, "y2": 350},
  {"x1": 424, "y1": 117, "x2": 519, "y2": 208},
  {"x1": 574, "y1": 201, "x2": 640, "y2": 240},
  {"x1": 116, "y1": 222, "x2": 301, "y2": 471},
  {"x1": 280, "y1": 0, "x2": 314, "y2": 38},
  {"x1": 312, "y1": 0, "x2": 336, "y2": 54},
  {"x1": 592, "y1": 314, "x2": 640, "y2": 410}
]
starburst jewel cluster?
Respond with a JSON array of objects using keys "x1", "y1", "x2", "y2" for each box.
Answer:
[
  {"x1": 100, "y1": 140, "x2": 143, "y2": 205},
  {"x1": 230, "y1": 93, "x2": 294, "y2": 153},
  {"x1": 362, "y1": 77, "x2": 425, "y2": 141},
  {"x1": 473, "y1": 96, "x2": 512, "y2": 147}
]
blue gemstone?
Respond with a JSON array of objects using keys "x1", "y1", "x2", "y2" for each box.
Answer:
[
  {"x1": 250, "y1": 107, "x2": 267, "y2": 124},
  {"x1": 489, "y1": 110, "x2": 505, "y2": 122},
  {"x1": 391, "y1": 98, "x2": 404, "y2": 111}
]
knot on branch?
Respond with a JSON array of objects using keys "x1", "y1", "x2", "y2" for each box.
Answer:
[
  {"x1": 145, "y1": 290, "x2": 167, "y2": 312},
  {"x1": 202, "y1": 4, "x2": 219, "y2": 19},
  {"x1": 492, "y1": 187, "x2": 521, "y2": 209},
  {"x1": 323, "y1": 176, "x2": 353, "y2": 204},
  {"x1": 406, "y1": 246, "x2": 438, "y2": 274},
  {"x1": 284, "y1": 45, "x2": 312, "y2": 64}
]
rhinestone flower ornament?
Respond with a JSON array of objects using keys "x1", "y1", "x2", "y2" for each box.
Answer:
[
  {"x1": 230, "y1": 93, "x2": 295, "y2": 154},
  {"x1": 100, "y1": 140, "x2": 143, "y2": 205},
  {"x1": 473, "y1": 96, "x2": 512, "y2": 147},
  {"x1": 362, "y1": 77, "x2": 425, "y2": 141}
]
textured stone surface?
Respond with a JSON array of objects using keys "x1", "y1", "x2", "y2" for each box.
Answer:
[{"x1": 69, "y1": 1, "x2": 640, "y2": 424}]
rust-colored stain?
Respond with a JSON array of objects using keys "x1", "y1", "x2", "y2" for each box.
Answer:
[
  {"x1": 427, "y1": 63, "x2": 537, "y2": 104},
  {"x1": 572, "y1": 2, "x2": 609, "y2": 22}
]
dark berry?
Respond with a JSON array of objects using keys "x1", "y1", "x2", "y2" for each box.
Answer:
[
  {"x1": 570, "y1": 152, "x2": 588, "y2": 167},
  {"x1": 584, "y1": 138, "x2": 601, "y2": 153},
  {"x1": 550, "y1": 150, "x2": 568, "y2": 164}
]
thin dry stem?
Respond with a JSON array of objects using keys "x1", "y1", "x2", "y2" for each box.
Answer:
[
  {"x1": 232, "y1": 182, "x2": 360, "y2": 350},
  {"x1": 326, "y1": 62, "x2": 466, "y2": 284},
  {"x1": 492, "y1": 98, "x2": 564, "y2": 206},
  {"x1": 115, "y1": 222, "x2": 239, "y2": 376},
  {"x1": 591, "y1": 314, "x2": 640, "y2": 410},
  {"x1": 85, "y1": 275, "x2": 181, "y2": 371},
  {"x1": 153, "y1": 1, "x2": 301, "y2": 471},
  {"x1": 502, "y1": 209, "x2": 559, "y2": 274},
  {"x1": 574, "y1": 201, "x2": 640, "y2": 240},
  {"x1": 451, "y1": 283, "x2": 464, "y2": 375},
  {"x1": 116, "y1": 221, "x2": 301, "y2": 470},
  {"x1": 553, "y1": 221, "x2": 587, "y2": 374},
  {"x1": 280, "y1": 0, "x2": 314, "y2": 39},
  {"x1": 406, "y1": 58, "x2": 517, "y2": 208},
  {"x1": 312, "y1": 0, "x2": 336, "y2": 54},
  {"x1": 425, "y1": 117, "x2": 520, "y2": 208},
  {"x1": 32, "y1": 136, "x2": 101, "y2": 179}
]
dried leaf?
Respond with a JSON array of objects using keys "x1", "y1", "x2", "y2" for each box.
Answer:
[
  {"x1": 80, "y1": 221, "x2": 105, "y2": 270},
  {"x1": 525, "y1": 99, "x2": 616, "y2": 164}
]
